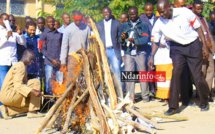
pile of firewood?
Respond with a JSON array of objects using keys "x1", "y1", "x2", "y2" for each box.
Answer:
[{"x1": 34, "y1": 18, "x2": 164, "y2": 134}]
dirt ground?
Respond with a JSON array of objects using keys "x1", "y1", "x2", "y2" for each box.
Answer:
[{"x1": 1, "y1": 84, "x2": 215, "y2": 134}]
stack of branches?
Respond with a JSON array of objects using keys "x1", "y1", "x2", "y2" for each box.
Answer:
[{"x1": 34, "y1": 18, "x2": 165, "y2": 134}]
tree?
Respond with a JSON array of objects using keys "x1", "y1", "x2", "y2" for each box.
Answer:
[
  {"x1": 39, "y1": 0, "x2": 110, "y2": 23},
  {"x1": 38, "y1": 0, "x2": 215, "y2": 23}
]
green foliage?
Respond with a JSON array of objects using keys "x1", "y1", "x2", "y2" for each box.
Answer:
[
  {"x1": 39, "y1": 0, "x2": 110, "y2": 23},
  {"x1": 38, "y1": 0, "x2": 215, "y2": 23},
  {"x1": 108, "y1": 0, "x2": 146, "y2": 18}
]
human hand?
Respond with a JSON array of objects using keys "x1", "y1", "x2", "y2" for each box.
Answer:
[
  {"x1": 121, "y1": 32, "x2": 127, "y2": 40},
  {"x1": 31, "y1": 89, "x2": 42, "y2": 97},
  {"x1": 122, "y1": 56, "x2": 125, "y2": 62},
  {"x1": 127, "y1": 38, "x2": 135, "y2": 43},
  {"x1": 203, "y1": 46, "x2": 209, "y2": 60},
  {"x1": 16, "y1": 26, "x2": 22, "y2": 35},
  {"x1": 159, "y1": 43, "x2": 167, "y2": 48},
  {"x1": 7, "y1": 30, "x2": 12, "y2": 39},
  {"x1": 51, "y1": 59, "x2": 60, "y2": 67},
  {"x1": 148, "y1": 57, "x2": 155, "y2": 70}
]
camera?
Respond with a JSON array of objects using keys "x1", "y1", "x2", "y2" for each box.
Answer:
[{"x1": 124, "y1": 31, "x2": 129, "y2": 39}]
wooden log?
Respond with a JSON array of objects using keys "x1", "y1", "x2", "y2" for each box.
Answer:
[
  {"x1": 90, "y1": 18, "x2": 117, "y2": 110},
  {"x1": 35, "y1": 82, "x2": 75, "y2": 134},
  {"x1": 46, "y1": 105, "x2": 63, "y2": 129},
  {"x1": 93, "y1": 37, "x2": 106, "y2": 101},
  {"x1": 141, "y1": 112, "x2": 189, "y2": 121},
  {"x1": 61, "y1": 88, "x2": 79, "y2": 134},
  {"x1": 117, "y1": 117, "x2": 155, "y2": 134},
  {"x1": 77, "y1": 49, "x2": 111, "y2": 134},
  {"x1": 125, "y1": 106, "x2": 163, "y2": 130},
  {"x1": 88, "y1": 99, "x2": 101, "y2": 133},
  {"x1": 35, "y1": 56, "x2": 83, "y2": 134},
  {"x1": 110, "y1": 69, "x2": 123, "y2": 100},
  {"x1": 101, "y1": 102, "x2": 119, "y2": 134}
]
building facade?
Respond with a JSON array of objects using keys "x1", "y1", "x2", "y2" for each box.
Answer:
[{"x1": 0, "y1": 0, "x2": 56, "y2": 18}]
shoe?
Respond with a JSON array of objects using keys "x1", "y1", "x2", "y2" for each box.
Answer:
[
  {"x1": 208, "y1": 97, "x2": 214, "y2": 102},
  {"x1": 182, "y1": 101, "x2": 195, "y2": 107},
  {"x1": 27, "y1": 112, "x2": 45, "y2": 118},
  {"x1": 142, "y1": 96, "x2": 150, "y2": 102},
  {"x1": 149, "y1": 93, "x2": 155, "y2": 101},
  {"x1": 164, "y1": 108, "x2": 177, "y2": 116},
  {"x1": 200, "y1": 104, "x2": 209, "y2": 111},
  {"x1": 0, "y1": 105, "x2": 12, "y2": 119}
]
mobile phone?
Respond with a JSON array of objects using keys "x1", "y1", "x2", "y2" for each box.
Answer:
[{"x1": 12, "y1": 25, "x2": 17, "y2": 32}]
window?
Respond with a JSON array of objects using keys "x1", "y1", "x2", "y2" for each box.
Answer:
[
  {"x1": 10, "y1": 0, "x2": 24, "y2": 15},
  {"x1": 0, "y1": 0, "x2": 6, "y2": 14}
]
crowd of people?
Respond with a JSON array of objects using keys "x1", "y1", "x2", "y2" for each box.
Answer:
[{"x1": 0, "y1": 0, "x2": 215, "y2": 119}]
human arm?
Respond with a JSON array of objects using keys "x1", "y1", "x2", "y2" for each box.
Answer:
[
  {"x1": 147, "y1": 42, "x2": 159, "y2": 70},
  {"x1": 197, "y1": 27, "x2": 209, "y2": 60},
  {"x1": 133, "y1": 23, "x2": 150, "y2": 46},
  {"x1": 147, "y1": 22, "x2": 162, "y2": 70},
  {"x1": 118, "y1": 23, "x2": 127, "y2": 44},
  {"x1": 31, "y1": 89, "x2": 42, "y2": 97},
  {"x1": 13, "y1": 63, "x2": 33, "y2": 97},
  {"x1": 41, "y1": 32, "x2": 53, "y2": 61},
  {"x1": 60, "y1": 27, "x2": 70, "y2": 65},
  {"x1": 0, "y1": 31, "x2": 8, "y2": 48},
  {"x1": 16, "y1": 26, "x2": 26, "y2": 45}
]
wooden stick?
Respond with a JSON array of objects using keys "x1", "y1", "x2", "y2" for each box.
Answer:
[
  {"x1": 90, "y1": 18, "x2": 117, "y2": 110},
  {"x1": 61, "y1": 88, "x2": 79, "y2": 134},
  {"x1": 125, "y1": 106, "x2": 163, "y2": 130},
  {"x1": 43, "y1": 95, "x2": 60, "y2": 98},
  {"x1": 101, "y1": 102, "x2": 119, "y2": 134},
  {"x1": 77, "y1": 49, "x2": 111, "y2": 134},
  {"x1": 117, "y1": 117, "x2": 155, "y2": 134},
  {"x1": 60, "y1": 88, "x2": 89, "y2": 133},
  {"x1": 35, "y1": 82, "x2": 76, "y2": 134},
  {"x1": 141, "y1": 112, "x2": 189, "y2": 121},
  {"x1": 35, "y1": 58, "x2": 83, "y2": 134},
  {"x1": 46, "y1": 105, "x2": 63, "y2": 129},
  {"x1": 110, "y1": 69, "x2": 123, "y2": 100},
  {"x1": 93, "y1": 37, "x2": 106, "y2": 101}
]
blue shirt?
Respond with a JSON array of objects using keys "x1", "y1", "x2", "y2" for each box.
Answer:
[
  {"x1": 24, "y1": 33, "x2": 43, "y2": 76},
  {"x1": 40, "y1": 28, "x2": 62, "y2": 67},
  {"x1": 57, "y1": 24, "x2": 66, "y2": 33}
]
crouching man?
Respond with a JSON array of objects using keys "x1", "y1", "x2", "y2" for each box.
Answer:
[{"x1": 0, "y1": 49, "x2": 44, "y2": 119}]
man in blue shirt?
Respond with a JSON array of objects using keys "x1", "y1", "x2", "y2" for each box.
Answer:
[
  {"x1": 41, "y1": 16, "x2": 62, "y2": 95},
  {"x1": 58, "y1": 13, "x2": 71, "y2": 34},
  {"x1": 24, "y1": 21, "x2": 43, "y2": 80}
]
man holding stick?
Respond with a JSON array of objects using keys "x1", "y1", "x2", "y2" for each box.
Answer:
[{"x1": 0, "y1": 49, "x2": 44, "y2": 119}]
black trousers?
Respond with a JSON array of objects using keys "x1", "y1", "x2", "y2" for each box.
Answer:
[
  {"x1": 181, "y1": 63, "x2": 193, "y2": 105},
  {"x1": 169, "y1": 39, "x2": 209, "y2": 109}
]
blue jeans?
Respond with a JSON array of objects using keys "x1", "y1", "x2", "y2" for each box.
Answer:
[
  {"x1": 45, "y1": 65, "x2": 63, "y2": 95},
  {"x1": 0, "y1": 65, "x2": 11, "y2": 108},
  {"x1": 105, "y1": 48, "x2": 121, "y2": 81}
]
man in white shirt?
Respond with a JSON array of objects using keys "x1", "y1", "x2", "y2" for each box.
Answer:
[
  {"x1": 96, "y1": 7, "x2": 121, "y2": 82},
  {"x1": 0, "y1": 13, "x2": 26, "y2": 109},
  {"x1": 35, "y1": 17, "x2": 45, "y2": 35},
  {"x1": 148, "y1": 0, "x2": 210, "y2": 115}
]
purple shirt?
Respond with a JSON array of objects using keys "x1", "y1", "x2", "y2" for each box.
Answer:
[{"x1": 40, "y1": 28, "x2": 62, "y2": 67}]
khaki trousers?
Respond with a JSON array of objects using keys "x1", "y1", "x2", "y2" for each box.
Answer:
[
  {"x1": 1, "y1": 79, "x2": 41, "y2": 116},
  {"x1": 202, "y1": 52, "x2": 214, "y2": 92},
  {"x1": 124, "y1": 53, "x2": 149, "y2": 101}
]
